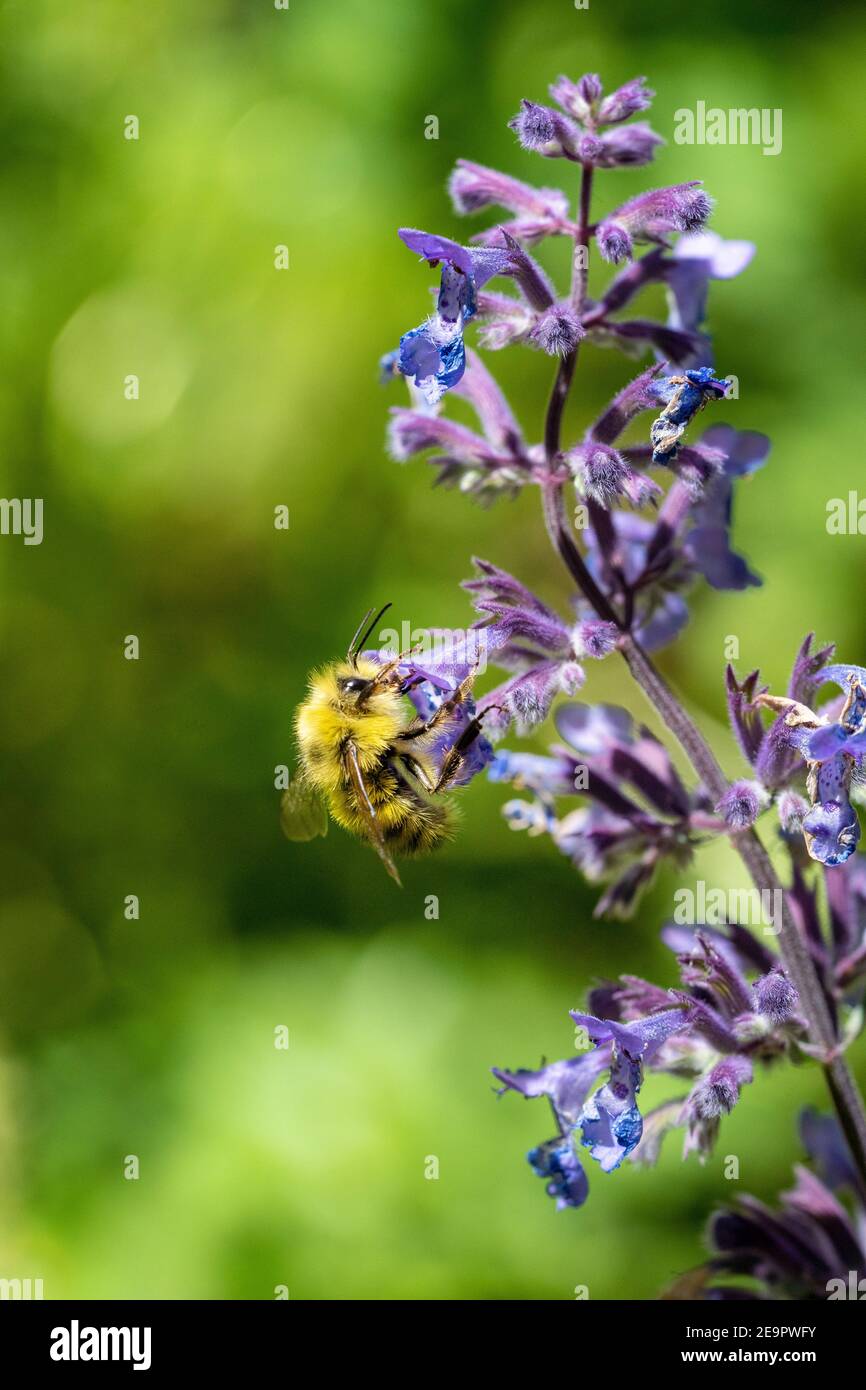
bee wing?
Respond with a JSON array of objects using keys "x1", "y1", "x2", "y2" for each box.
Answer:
[
  {"x1": 279, "y1": 772, "x2": 329, "y2": 842},
  {"x1": 343, "y1": 743, "x2": 402, "y2": 887}
]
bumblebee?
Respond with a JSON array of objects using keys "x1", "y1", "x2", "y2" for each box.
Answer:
[{"x1": 281, "y1": 605, "x2": 491, "y2": 885}]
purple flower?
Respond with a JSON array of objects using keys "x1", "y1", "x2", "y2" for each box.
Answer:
[
  {"x1": 492, "y1": 699, "x2": 709, "y2": 916},
  {"x1": 548, "y1": 72, "x2": 603, "y2": 124},
  {"x1": 752, "y1": 656, "x2": 866, "y2": 866},
  {"x1": 715, "y1": 779, "x2": 767, "y2": 829},
  {"x1": 689, "y1": 1055, "x2": 753, "y2": 1120},
  {"x1": 388, "y1": 228, "x2": 558, "y2": 406},
  {"x1": 597, "y1": 183, "x2": 713, "y2": 263},
  {"x1": 493, "y1": 1049, "x2": 608, "y2": 1210},
  {"x1": 570, "y1": 1009, "x2": 689, "y2": 1170},
  {"x1": 572, "y1": 619, "x2": 620, "y2": 660},
  {"x1": 597, "y1": 77, "x2": 655, "y2": 126},
  {"x1": 754, "y1": 970, "x2": 799, "y2": 1023},
  {"x1": 390, "y1": 230, "x2": 512, "y2": 404},
  {"x1": 566, "y1": 442, "x2": 661, "y2": 509},
  {"x1": 664, "y1": 231, "x2": 755, "y2": 351},
  {"x1": 672, "y1": 1110, "x2": 866, "y2": 1299},
  {"x1": 593, "y1": 123, "x2": 665, "y2": 169},
  {"x1": 388, "y1": 350, "x2": 530, "y2": 503},
  {"x1": 528, "y1": 302, "x2": 584, "y2": 356},
  {"x1": 494, "y1": 1006, "x2": 688, "y2": 1208},
  {"x1": 459, "y1": 557, "x2": 603, "y2": 733},
  {"x1": 447, "y1": 159, "x2": 569, "y2": 223},
  {"x1": 362, "y1": 635, "x2": 495, "y2": 788},
  {"x1": 508, "y1": 100, "x2": 581, "y2": 159}
]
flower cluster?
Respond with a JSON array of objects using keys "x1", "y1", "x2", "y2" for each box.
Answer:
[
  {"x1": 491, "y1": 698, "x2": 717, "y2": 917},
  {"x1": 669, "y1": 1109, "x2": 866, "y2": 1300},
  {"x1": 379, "y1": 65, "x2": 866, "y2": 1279},
  {"x1": 495, "y1": 920, "x2": 802, "y2": 1209}
]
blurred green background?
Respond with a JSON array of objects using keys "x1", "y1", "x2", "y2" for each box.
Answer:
[{"x1": 1, "y1": 0, "x2": 865, "y2": 1300}]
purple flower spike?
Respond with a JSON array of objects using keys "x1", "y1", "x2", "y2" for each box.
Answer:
[
  {"x1": 754, "y1": 971, "x2": 799, "y2": 1024},
  {"x1": 715, "y1": 779, "x2": 766, "y2": 829}
]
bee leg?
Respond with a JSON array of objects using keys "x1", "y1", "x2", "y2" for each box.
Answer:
[
  {"x1": 432, "y1": 705, "x2": 503, "y2": 794},
  {"x1": 398, "y1": 753, "x2": 436, "y2": 794},
  {"x1": 401, "y1": 667, "x2": 479, "y2": 741}
]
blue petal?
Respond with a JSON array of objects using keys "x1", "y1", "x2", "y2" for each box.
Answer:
[
  {"x1": 527, "y1": 1136, "x2": 589, "y2": 1210},
  {"x1": 398, "y1": 323, "x2": 466, "y2": 404}
]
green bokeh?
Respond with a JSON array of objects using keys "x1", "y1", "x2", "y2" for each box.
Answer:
[{"x1": 1, "y1": 0, "x2": 864, "y2": 1299}]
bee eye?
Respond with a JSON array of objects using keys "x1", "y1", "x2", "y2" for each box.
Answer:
[{"x1": 340, "y1": 676, "x2": 370, "y2": 695}]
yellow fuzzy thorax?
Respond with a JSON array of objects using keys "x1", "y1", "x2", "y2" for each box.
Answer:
[{"x1": 295, "y1": 657, "x2": 406, "y2": 792}]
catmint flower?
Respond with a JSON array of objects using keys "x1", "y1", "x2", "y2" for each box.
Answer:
[
  {"x1": 592, "y1": 123, "x2": 665, "y2": 169},
  {"x1": 663, "y1": 231, "x2": 755, "y2": 353},
  {"x1": 754, "y1": 661, "x2": 866, "y2": 866},
  {"x1": 388, "y1": 350, "x2": 530, "y2": 503},
  {"x1": 596, "y1": 222, "x2": 634, "y2": 265},
  {"x1": 583, "y1": 232, "x2": 754, "y2": 370},
  {"x1": 683, "y1": 425, "x2": 769, "y2": 588},
  {"x1": 492, "y1": 700, "x2": 716, "y2": 916},
  {"x1": 590, "y1": 361, "x2": 666, "y2": 445},
  {"x1": 690, "y1": 1055, "x2": 753, "y2": 1120},
  {"x1": 497, "y1": 921, "x2": 806, "y2": 1199},
  {"x1": 683, "y1": 1055, "x2": 754, "y2": 1161},
  {"x1": 359, "y1": 646, "x2": 494, "y2": 789},
  {"x1": 572, "y1": 1009, "x2": 690, "y2": 1171},
  {"x1": 754, "y1": 969, "x2": 799, "y2": 1023},
  {"x1": 715, "y1": 779, "x2": 767, "y2": 829},
  {"x1": 596, "y1": 182, "x2": 713, "y2": 263},
  {"x1": 596, "y1": 76, "x2": 655, "y2": 126},
  {"x1": 572, "y1": 619, "x2": 620, "y2": 660},
  {"x1": 777, "y1": 789, "x2": 809, "y2": 831},
  {"x1": 472, "y1": 290, "x2": 534, "y2": 351},
  {"x1": 548, "y1": 72, "x2": 602, "y2": 123},
  {"x1": 509, "y1": 99, "x2": 581, "y2": 159},
  {"x1": 447, "y1": 159, "x2": 570, "y2": 226},
  {"x1": 527, "y1": 302, "x2": 584, "y2": 356},
  {"x1": 566, "y1": 442, "x2": 661, "y2": 509},
  {"x1": 391, "y1": 229, "x2": 511, "y2": 404},
  {"x1": 459, "y1": 558, "x2": 597, "y2": 732},
  {"x1": 388, "y1": 229, "x2": 555, "y2": 406},
  {"x1": 494, "y1": 1007, "x2": 688, "y2": 1209},
  {"x1": 493, "y1": 1048, "x2": 609, "y2": 1210},
  {"x1": 676, "y1": 1110, "x2": 866, "y2": 1300}
]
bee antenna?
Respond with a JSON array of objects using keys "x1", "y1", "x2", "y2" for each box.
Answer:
[{"x1": 348, "y1": 602, "x2": 392, "y2": 667}]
